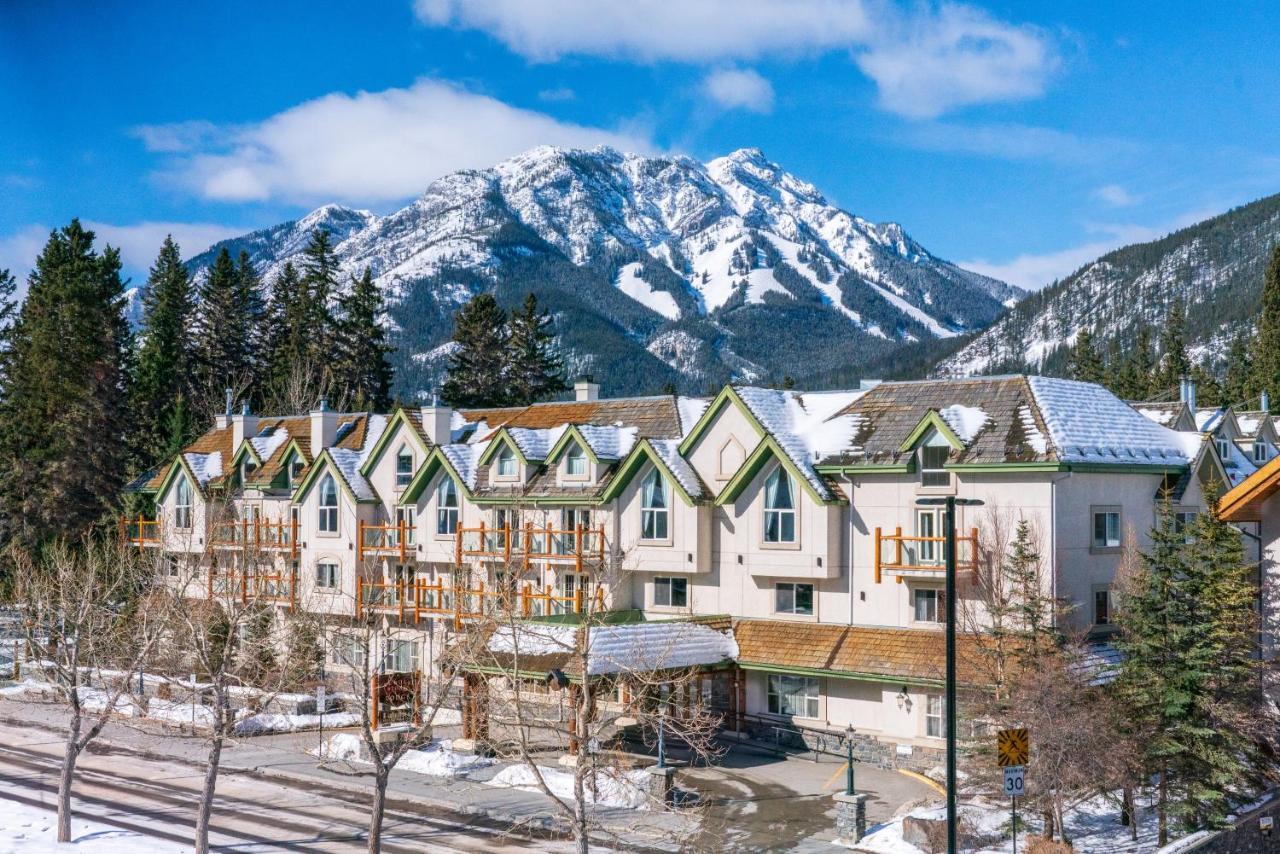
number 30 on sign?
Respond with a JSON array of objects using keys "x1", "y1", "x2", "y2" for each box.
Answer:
[{"x1": 1004, "y1": 766, "x2": 1026, "y2": 796}]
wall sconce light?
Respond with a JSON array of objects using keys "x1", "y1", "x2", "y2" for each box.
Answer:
[{"x1": 896, "y1": 686, "x2": 912, "y2": 713}]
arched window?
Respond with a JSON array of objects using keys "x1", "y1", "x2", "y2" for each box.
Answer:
[
  {"x1": 497, "y1": 444, "x2": 517, "y2": 478},
  {"x1": 763, "y1": 468, "x2": 796, "y2": 543},
  {"x1": 436, "y1": 477, "x2": 459, "y2": 535},
  {"x1": 396, "y1": 445, "x2": 414, "y2": 487},
  {"x1": 174, "y1": 475, "x2": 193, "y2": 529},
  {"x1": 641, "y1": 469, "x2": 669, "y2": 540},
  {"x1": 318, "y1": 474, "x2": 338, "y2": 533},
  {"x1": 565, "y1": 443, "x2": 587, "y2": 477}
]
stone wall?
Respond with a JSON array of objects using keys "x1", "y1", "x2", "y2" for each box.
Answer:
[{"x1": 1174, "y1": 790, "x2": 1280, "y2": 854}]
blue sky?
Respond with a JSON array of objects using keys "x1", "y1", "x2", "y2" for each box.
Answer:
[{"x1": 4, "y1": 0, "x2": 1280, "y2": 291}]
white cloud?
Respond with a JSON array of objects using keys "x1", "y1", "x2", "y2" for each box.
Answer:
[
  {"x1": 138, "y1": 78, "x2": 655, "y2": 205},
  {"x1": 1093, "y1": 183, "x2": 1137, "y2": 207},
  {"x1": 0, "y1": 224, "x2": 50, "y2": 293},
  {"x1": 898, "y1": 122, "x2": 1137, "y2": 165},
  {"x1": 415, "y1": 0, "x2": 1058, "y2": 118},
  {"x1": 703, "y1": 68, "x2": 775, "y2": 113}
]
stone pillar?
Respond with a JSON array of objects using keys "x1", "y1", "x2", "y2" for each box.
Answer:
[
  {"x1": 833, "y1": 792, "x2": 868, "y2": 846},
  {"x1": 646, "y1": 764, "x2": 676, "y2": 808}
]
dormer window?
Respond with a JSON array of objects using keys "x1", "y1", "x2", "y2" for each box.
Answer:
[
  {"x1": 565, "y1": 443, "x2": 587, "y2": 477},
  {"x1": 497, "y1": 445, "x2": 517, "y2": 478},
  {"x1": 240, "y1": 459, "x2": 255, "y2": 486},
  {"x1": 640, "y1": 469, "x2": 669, "y2": 541},
  {"x1": 436, "y1": 477, "x2": 458, "y2": 535},
  {"x1": 318, "y1": 474, "x2": 338, "y2": 533},
  {"x1": 289, "y1": 457, "x2": 303, "y2": 487},
  {"x1": 1216, "y1": 437, "x2": 1231, "y2": 463},
  {"x1": 920, "y1": 435, "x2": 951, "y2": 488},
  {"x1": 763, "y1": 468, "x2": 796, "y2": 543},
  {"x1": 396, "y1": 446, "x2": 414, "y2": 488},
  {"x1": 1254, "y1": 441, "x2": 1267, "y2": 463},
  {"x1": 174, "y1": 475, "x2": 193, "y2": 530}
]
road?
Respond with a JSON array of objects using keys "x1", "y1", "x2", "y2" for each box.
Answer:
[{"x1": 0, "y1": 720, "x2": 566, "y2": 852}]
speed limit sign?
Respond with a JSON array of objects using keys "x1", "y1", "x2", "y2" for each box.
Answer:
[{"x1": 1004, "y1": 765, "x2": 1027, "y2": 796}]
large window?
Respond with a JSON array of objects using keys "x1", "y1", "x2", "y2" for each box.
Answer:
[
  {"x1": 395, "y1": 446, "x2": 414, "y2": 487},
  {"x1": 1216, "y1": 436, "x2": 1231, "y2": 462},
  {"x1": 926, "y1": 694, "x2": 945, "y2": 738},
  {"x1": 1173, "y1": 510, "x2": 1198, "y2": 544},
  {"x1": 920, "y1": 443, "x2": 951, "y2": 488},
  {"x1": 174, "y1": 475, "x2": 193, "y2": 530},
  {"x1": 913, "y1": 588, "x2": 943, "y2": 623},
  {"x1": 436, "y1": 477, "x2": 458, "y2": 535},
  {"x1": 314, "y1": 561, "x2": 339, "y2": 589},
  {"x1": 395, "y1": 507, "x2": 416, "y2": 545},
  {"x1": 763, "y1": 468, "x2": 796, "y2": 543},
  {"x1": 1092, "y1": 509, "x2": 1120, "y2": 549},
  {"x1": 654, "y1": 576, "x2": 688, "y2": 608},
  {"x1": 383, "y1": 639, "x2": 420, "y2": 673},
  {"x1": 565, "y1": 443, "x2": 587, "y2": 477},
  {"x1": 641, "y1": 469, "x2": 669, "y2": 540},
  {"x1": 496, "y1": 445, "x2": 517, "y2": 478},
  {"x1": 767, "y1": 674, "x2": 820, "y2": 718},
  {"x1": 1254, "y1": 441, "x2": 1269, "y2": 464},
  {"x1": 318, "y1": 474, "x2": 338, "y2": 533},
  {"x1": 916, "y1": 509, "x2": 939, "y2": 564},
  {"x1": 775, "y1": 582, "x2": 814, "y2": 616},
  {"x1": 330, "y1": 634, "x2": 366, "y2": 669}
]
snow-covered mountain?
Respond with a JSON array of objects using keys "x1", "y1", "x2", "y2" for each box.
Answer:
[
  {"x1": 190, "y1": 146, "x2": 1020, "y2": 396},
  {"x1": 933, "y1": 192, "x2": 1280, "y2": 379}
]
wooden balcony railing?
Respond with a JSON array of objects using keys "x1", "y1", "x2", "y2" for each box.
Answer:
[
  {"x1": 209, "y1": 518, "x2": 300, "y2": 558},
  {"x1": 874, "y1": 526, "x2": 980, "y2": 583},
  {"x1": 357, "y1": 576, "x2": 607, "y2": 628},
  {"x1": 454, "y1": 523, "x2": 607, "y2": 572},
  {"x1": 357, "y1": 520, "x2": 413, "y2": 562},
  {"x1": 118, "y1": 516, "x2": 161, "y2": 547},
  {"x1": 206, "y1": 566, "x2": 298, "y2": 608}
]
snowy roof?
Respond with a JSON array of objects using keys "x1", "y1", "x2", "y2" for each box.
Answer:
[
  {"x1": 676, "y1": 396, "x2": 710, "y2": 438},
  {"x1": 183, "y1": 452, "x2": 222, "y2": 488},
  {"x1": 249, "y1": 426, "x2": 290, "y2": 461},
  {"x1": 1135, "y1": 406, "x2": 1179, "y2": 427},
  {"x1": 939, "y1": 404, "x2": 990, "y2": 444},
  {"x1": 485, "y1": 620, "x2": 738, "y2": 676},
  {"x1": 505, "y1": 425, "x2": 567, "y2": 461},
  {"x1": 1195, "y1": 408, "x2": 1226, "y2": 432},
  {"x1": 1027, "y1": 376, "x2": 1195, "y2": 466},
  {"x1": 1236, "y1": 411, "x2": 1266, "y2": 437},
  {"x1": 575, "y1": 424, "x2": 638, "y2": 460},
  {"x1": 323, "y1": 414, "x2": 387, "y2": 501},
  {"x1": 441, "y1": 442, "x2": 486, "y2": 490},
  {"x1": 648, "y1": 439, "x2": 704, "y2": 498}
]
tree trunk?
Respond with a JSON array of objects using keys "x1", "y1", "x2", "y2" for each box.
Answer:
[
  {"x1": 367, "y1": 766, "x2": 388, "y2": 853},
  {"x1": 195, "y1": 731, "x2": 224, "y2": 854},
  {"x1": 1158, "y1": 768, "x2": 1168, "y2": 847},
  {"x1": 58, "y1": 735, "x2": 80, "y2": 843},
  {"x1": 1042, "y1": 808, "x2": 1054, "y2": 840}
]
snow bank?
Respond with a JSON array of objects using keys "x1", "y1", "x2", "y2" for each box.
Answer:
[
  {"x1": 146, "y1": 698, "x2": 216, "y2": 728},
  {"x1": 485, "y1": 764, "x2": 649, "y2": 809},
  {"x1": 317, "y1": 733, "x2": 492, "y2": 778},
  {"x1": 235, "y1": 711, "x2": 359, "y2": 735},
  {"x1": 0, "y1": 791, "x2": 187, "y2": 851}
]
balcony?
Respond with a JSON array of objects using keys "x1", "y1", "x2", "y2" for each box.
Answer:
[
  {"x1": 357, "y1": 576, "x2": 607, "y2": 627},
  {"x1": 873, "y1": 525, "x2": 979, "y2": 583},
  {"x1": 454, "y1": 523, "x2": 607, "y2": 571},
  {"x1": 209, "y1": 518, "x2": 299, "y2": 558},
  {"x1": 206, "y1": 566, "x2": 298, "y2": 607},
  {"x1": 356, "y1": 520, "x2": 414, "y2": 562},
  {"x1": 119, "y1": 516, "x2": 161, "y2": 547}
]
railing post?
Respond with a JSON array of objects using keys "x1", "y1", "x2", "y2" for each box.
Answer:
[
  {"x1": 503, "y1": 524, "x2": 511, "y2": 564},
  {"x1": 524, "y1": 522, "x2": 532, "y2": 571},
  {"x1": 874, "y1": 527, "x2": 882, "y2": 584},
  {"x1": 478, "y1": 581, "x2": 486, "y2": 617},
  {"x1": 575, "y1": 586, "x2": 584, "y2": 614},
  {"x1": 398, "y1": 519, "x2": 407, "y2": 563},
  {"x1": 398, "y1": 572, "x2": 406, "y2": 622},
  {"x1": 356, "y1": 578, "x2": 363, "y2": 616},
  {"x1": 522, "y1": 583, "x2": 531, "y2": 618},
  {"x1": 597, "y1": 524, "x2": 605, "y2": 565},
  {"x1": 575, "y1": 523, "x2": 584, "y2": 574},
  {"x1": 894, "y1": 525, "x2": 903, "y2": 567},
  {"x1": 356, "y1": 519, "x2": 364, "y2": 561}
]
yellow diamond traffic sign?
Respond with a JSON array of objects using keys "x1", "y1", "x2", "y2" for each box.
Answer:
[{"x1": 997, "y1": 728, "x2": 1029, "y2": 767}]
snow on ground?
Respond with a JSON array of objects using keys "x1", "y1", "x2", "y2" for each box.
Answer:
[
  {"x1": 317, "y1": 733, "x2": 493, "y2": 778},
  {"x1": 615, "y1": 262, "x2": 681, "y2": 321},
  {"x1": 146, "y1": 698, "x2": 216, "y2": 728},
  {"x1": 485, "y1": 764, "x2": 649, "y2": 810},
  {"x1": 0, "y1": 794, "x2": 187, "y2": 852},
  {"x1": 234, "y1": 711, "x2": 359, "y2": 735}
]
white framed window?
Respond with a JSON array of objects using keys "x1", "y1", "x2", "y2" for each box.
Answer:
[
  {"x1": 767, "y1": 674, "x2": 820, "y2": 718},
  {"x1": 1173, "y1": 510, "x2": 1198, "y2": 544},
  {"x1": 1254, "y1": 441, "x2": 1268, "y2": 463},
  {"x1": 916, "y1": 509, "x2": 940, "y2": 564},
  {"x1": 314, "y1": 561, "x2": 339, "y2": 589},
  {"x1": 565, "y1": 443, "x2": 587, "y2": 477},
  {"x1": 330, "y1": 634, "x2": 366, "y2": 668},
  {"x1": 1216, "y1": 437, "x2": 1230, "y2": 461},
  {"x1": 775, "y1": 582, "x2": 814, "y2": 616},
  {"x1": 436, "y1": 477, "x2": 458, "y2": 535},
  {"x1": 920, "y1": 442, "x2": 951, "y2": 488},
  {"x1": 174, "y1": 475, "x2": 193, "y2": 530},
  {"x1": 289, "y1": 457, "x2": 304, "y2": 487},
  {"x1": 558, "y1": 508, "x2": 591, "y2": 554},
  {"x1": 383, "y1": 639, "x2": 420, "y2": 673},
  {"x1": 395, "y1": 507, "x2": 416, "y2": 545},
  {"x1": 913, "y1": 588, "x2": 942, "y2": 623},
  {"x1": 926, "y1": 694, "x2": 945, "y2": 738},
  {"x1": 1092, "y1": 509, "x2": 1120, "y2": 549},
  {"x1": 240, "y1": 459, "x2": 255, "y2": 486},
  {"x1": 164, "y1": 554, "x2": 181, "y2": 578},
  {"x1": 496, "y1": 445, "x2": 517, "y2": 478},
  {"x1": 557, "y1": 572, "x2": 590, "y2": 614},
  {"x1": 395, "y1": 446, "x2": 414, "y2": 487},
  {"x1": 654, "y1": 576, "x2": 688, "y2": 608},
  {"x1": 763, "y1": 468, "x2": 796, "y2": 543},
  {"x1": 1093, "y1": 587, "x2": 1111, "y2": 626},
  {"x1": 640, "y1": 469, "x2": 669, "y2": 541},
  {"x1": 318, "y1": 474, "x2": 338, "y2": 533}
]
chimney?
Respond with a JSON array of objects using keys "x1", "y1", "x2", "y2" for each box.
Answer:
[
  {"x1": 574, "y1": 379, "x2": 601, "y2": 402},
  {"x1": 310, "y1": 398, "x2": 338, "y2": 457},
  {"x1": 1263, "y1": 390, "x2": 1271, "y2": 413},
  {"x1": 1180, "y1": 375, "x2": 1197, "y2": 414},
  {"x1": 231, "y1": 402, "x2": 258, "y2": 452},
  {"x1": 420, "y1": 395, "x2": 454, "y2": 446},
  {"x1": 215, "y1": 387, "x2": 233, "y2": 429}
]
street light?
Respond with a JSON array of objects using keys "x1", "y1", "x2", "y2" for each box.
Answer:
[
  {"x1": 844, "y1": 724, "x2": 856, "y2": 796},
  {"x1": 917, "y1": 495, "x2": 983, "y2": 854}
]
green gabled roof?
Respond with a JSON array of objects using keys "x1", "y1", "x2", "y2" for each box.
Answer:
[
  {"x1": 597, "y1": 438, "x2": 700, "y2": 507},
  {"x1": 359, "y1": 408, "x2": 431, "y2": 477},
  {"x1": 544, "y1": 425, "x2": 603, "y2": 467},
  {"x1": 898, "y1": 410, "x2": 964, "y2": 453},
  {"x1": 677, "y1": 385, "x2": 762, "y2": 456},
  {"x1": 154, "y1": 456, "x2": 202, "y2": 501},
  {"x1": 715, "y1": 435, "x2": 843, "y2": 506},
  {"x1": 291, "y1": 449, "x2": 377, "y2": 505},
  {"x1": 475, "y1": 427, "x2": 531, "y2": 466},
  {"x1": 398, "y1": 446, "x2": 472, "y2": 506}
]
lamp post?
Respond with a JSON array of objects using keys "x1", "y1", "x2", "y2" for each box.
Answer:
[
  {"x1": 844, "y1": 724, "x2": 856, "y2": 796},
  {"x1": 916, "y1": 495, "x2": 983, "y2": 854},
  {"x1": 656, "y1": 706, "x2": 667, "y2": 769}
]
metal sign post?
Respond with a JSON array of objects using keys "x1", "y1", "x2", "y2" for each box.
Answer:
[
  {"x1": 316, "y1": 685, "x2": 327, "y2": 758},
  {"x1": 998, "y1": 729, "x2": 1030, "y2": 854}
]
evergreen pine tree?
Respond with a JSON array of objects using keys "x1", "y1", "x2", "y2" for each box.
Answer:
[
  {"x1": 505, "y1": 293, "x2": 565, "y2": 405},
  {"x1": 1223, "y1": 331, "x2": 1257, "y2": 409},
  {"x1": 441, "y1": 293, "x2": 511, "y2": 407},
  {"x1": 131, "y1": 237, "x2": 194, "y2": 467},
  {"x1": 1155, "y1": 297, "x2": 1190, "y2": 396},
  {"x1": 193, "y1": 247, "x2": 256, "y2": 415},
  {"x1": 1252, "y1": 244, "x2": 1280, "y2": 399},
  {"x1": 1116, "y1": 327, "x2": 1156, "y2": 400},
  {"x1": 1189, "y1": 362, "x2": 1223, "y2": 408},
  {"x1": 298, "y1": 229, "x2": 340, "y2": 376},
  {"x1": 234, "y1": 250, "x2": 266, "y2": 396},
  {"x1": 332, "y1": 268, "x2": 394, "y2": 410},
  {"x1": 261, "y1": 262, "x2": 308, "y2": 402},
  {"x1": 1068, "y1": 328, "x2": 1106, "y2": 385},
  {"x1": 0, "y1": 220, "x2": 132, "y2": 548}
]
